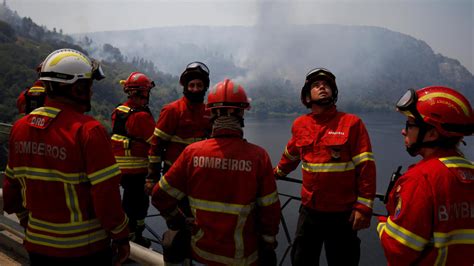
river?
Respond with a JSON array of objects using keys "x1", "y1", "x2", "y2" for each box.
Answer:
[{"x1": 146, "y1": 112, "x2": 474, "y2": 266}]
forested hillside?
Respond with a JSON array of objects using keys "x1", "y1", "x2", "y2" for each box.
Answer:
[{"x1": 0, "y1": 4, "x2": 180, "y2": 127}]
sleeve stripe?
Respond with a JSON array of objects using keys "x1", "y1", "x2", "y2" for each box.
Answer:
[
  {"x1": 384, "y1": 217, "x2": 429, "y2": 251},
  {"x1": 159, "y1": 176, "x2": 185, "y2": 200},
  {"x1": 256, "y1": 190, "x2": 279, "y2": 207}
]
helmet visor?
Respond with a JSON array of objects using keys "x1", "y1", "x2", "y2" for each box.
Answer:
[
  {"x1": 186, "y1": 61, "x2": 210, "y2": 75},
  {"x1": 396, "y1": 89, "x2": 417, "y2": 111}
]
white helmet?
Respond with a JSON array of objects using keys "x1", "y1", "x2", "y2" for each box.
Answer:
[{"x1": 39, "y1": 48, "x2": 105, "y2": 84}]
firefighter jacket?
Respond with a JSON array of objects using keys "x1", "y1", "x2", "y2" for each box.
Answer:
[
  {"x1": 111, "y1": 100, "x2": 155, "y2": 175},
  {"x1": 152, "y1": 129, "x2": 281, "y2": 265},
  {"x1": 275, "y1": 106, "x2": 376, "y2": 215},
  {"x1": 377, "y1": 150, "x2": 474, "y2": 265},
  {"x1": 2, "y1": 101, "x2": 129, "y2": 258},
  {"x1": 148, "y1": 96, "x2": 211, "y2": 173}
]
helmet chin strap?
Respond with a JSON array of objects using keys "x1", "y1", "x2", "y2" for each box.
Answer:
[
  {"x1": 406, "y1": 123, "x2": 447, "y2": 156},
  {"x1": 310, "y1": 97, "x2": 335, "y2": 106}
]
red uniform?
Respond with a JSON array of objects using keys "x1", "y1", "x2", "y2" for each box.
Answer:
[
  {"x1": 111, "y1": 100, "x2": 155, "y2": 174},
  {"x1": 152, "y1": 129, "x2": 280, "y2": 265},
  {"x1": 3, "y1": 101, "x2": 129, "y2": 257},
  {"x1": 275, "y1": 106, "x2": 376, "y2": 214},
  {"x1": 149, "y1": 96, "x2": 211, "y2": 172},
  {"x1": 378, "y1": 151, "x2": 474, "y2": 265},
  {"x1": 16, "y1": 81, "x2": 47, "y2": 115}
]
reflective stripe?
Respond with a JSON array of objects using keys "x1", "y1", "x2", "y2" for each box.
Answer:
[
  {"x1": 170, "y1": 135, "x2": 204, "y2": 145},
  {"x1": 115, "y1": 156, "x2": 148, "y2": 169},
  {"x1": 18, "y1": 177, "x2": 27, "y2": 208},
  {"x1": 4, "y1": 165, "x2": 13, "y2": 178},
  {"x1": 29, "y1": 87, "x2": 45, "y2": 93},
  {"x1": 439, "y1": 156, "x2": 473, "y2": 169},
  {"x1": 164, "y1": 160, "x2": 173, "y2": 166},
  {"x1": 111, "y1": 134, "x2": 131, "y2": 149},
  {"x1": 435, "y1": 246, "x2": 448, "y2": 266},
  {"x1": 25, "y1": 228, "x2": 108, "y2": 249},
  {"x1": 88, "y1": 164, "x2": 121, "y2": 185},
  {"x1": 191, "y1": 228, "x2": 259, "y2": 265},
  {"x1": 352, "y1": 152, "x2": 375, "y2": 166},
  {"x1": 302, "y1": 161, "x2": 355, "y2": 173},
  {"x1": 377, "y1": 222, "x2": 386, "y2": 239},
  {"x1": 28, "y1": 215, "x2": 102, "y2": 234},
  {"x1": 64, "y1": 183, "x2": 82, "y2": 222},
  {"x1": 357, "y1": 196, "x2": 374, "y2": 209},
  {"x1": 148, "y1": 155, "x2": 161, "y2": 163},
  {"x1": 153, "y1": 128, "x2": 172, "y2": 141},
  {"x1": 145, "y1": 135, "x2": 153, "y2": 144},
  {"x1": 384, "y1": 217, "x2": 428, "y2": 251},
  {"x1": 275, "y1": 166, "x2": 286, "y2": 177},
  {"x1": 111, "y1": 216, "x2": 129, "y2": 235},
  {"x1": 11, "y1": 166, "x2": 88, "y2": 184},
  {"x1": 284, "y1": 147, "x2": 299, "y2": 161},
  {"x1": 433, "y1": 229, "x2": 474, "y2": 247},
  {"x1": 256, "y1": 191, "x2": 279, "y2": 207},
  {"x1": 116, "y1": 105, "x2": 131, "y2": 113},
  {"x1": 159, "y1": 176, "x2": 185, "y2": 200},
  {"x1": 188, "y1": 197, "x2": 255, "y2": 216},
  {"x1": 29, "y1": 107, "x2": 61, "y2": 118},
  {"x1": 189, "y1": 196, "x2": 255, "y2": 260}
]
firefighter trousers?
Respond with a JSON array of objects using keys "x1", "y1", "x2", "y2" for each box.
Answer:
[
  {"x1": 121, "y1": 173, "x2": 150, "y2": 234},
  {"x1": 291, "y1": 206, "x2": 360, "y2": 266}
]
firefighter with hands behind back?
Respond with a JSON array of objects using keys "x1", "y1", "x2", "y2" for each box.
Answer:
[
  {"x1": 3, "y1": 48, "x2": 130, "y2": 266},
  {"x1": 111, "y1": 72, "x2": 156, "y2": 248},
  {"x1": 152, "y1": 79, "x2": 281, "y2": 266},
  {"x1": 146, "y1": 61, "x2": 212, "y2": 195},
  {"x1": 274, "y1": 68, "x2": 376, "y2": 266},
  {"x1": 377, "y1": 86, "x2": 474, "y2": 265}
]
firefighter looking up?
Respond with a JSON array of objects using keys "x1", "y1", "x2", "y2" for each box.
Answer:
[
  {"x1": 111, "y1": 72, "x2": 156, "y2": 247},
  {"x1": 377, "y1": 86, "x2": 474, "y2": 265},
  {"x1": 146, "y1": 61, "x2": 212, "y2": 195},
  {"x1": 152, "y1": 79, "x2": 281, "y2": 266},
  {"x1": 2, "y1": 48, "x2": 130, "y2": 265},
  {"x1": 275, "y1": 68, "x2": 376, "y2": 266},
  {"x1": 16, "y1": 79, "x2": 47, "y2": 115}
]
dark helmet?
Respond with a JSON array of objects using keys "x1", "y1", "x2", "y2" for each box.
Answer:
[
  {"x1": 179, "y1": 61, "x2": 210, "y2": 89},
  {"x1": 300, "y1": 68, "x2": 338, "y2": 108}
]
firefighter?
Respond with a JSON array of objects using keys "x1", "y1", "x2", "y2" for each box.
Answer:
[
  {"x1": 17, "y1": 64, "x2": 48, "y2": 115},
  {"x1": 111, "y1": 72, "x2": 156, "y2": 247},
  {"x1": 152, "y1": 79, "x2": 281, "y2": 266},
  {"x1": 275, "y1": 68, "x2": 376, "y2": 266},
  {"x1": 2, "y1": 48, "x2": 130, "y2": 265},
  {"x1": 377, "y1": 86, "x2": 474, "y2": 265},
  {"x1": 145, "y1": 61, "x2": 212, "y2": 195}
]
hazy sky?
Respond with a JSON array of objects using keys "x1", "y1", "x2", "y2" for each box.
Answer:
[{"x1": 6, "y1": 0, "x2": 473, "y2": 73}]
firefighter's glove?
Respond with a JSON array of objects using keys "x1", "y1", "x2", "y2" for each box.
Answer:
[
  {"x1": 350, "y1": 209, "x2": 371, "y2": 231},
  {"x1": 162, "y1": 229, "x2": 191, "y2": 263},
  {"x1": 147, "y1": 162, "x2": 162, "y2": 179},
  {"x1": 112, "y1": 237, "x2": 130, "y2": 266},
  {"x1": 258, "y1": 239, "x2": 277, "y2": 266}
]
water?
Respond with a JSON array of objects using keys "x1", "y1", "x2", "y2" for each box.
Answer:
[{"x1": 145, "y1": 112, "x2": 474, "y2": 265}]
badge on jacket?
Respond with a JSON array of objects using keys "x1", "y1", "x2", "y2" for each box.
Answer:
[{"x1": 394, "y1": 198, "x2": 402, "y2": 219}]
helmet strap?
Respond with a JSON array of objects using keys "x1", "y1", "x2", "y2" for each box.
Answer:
[{"x1": 310, "y1": 97, "x2": 335, "y2": 107}]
